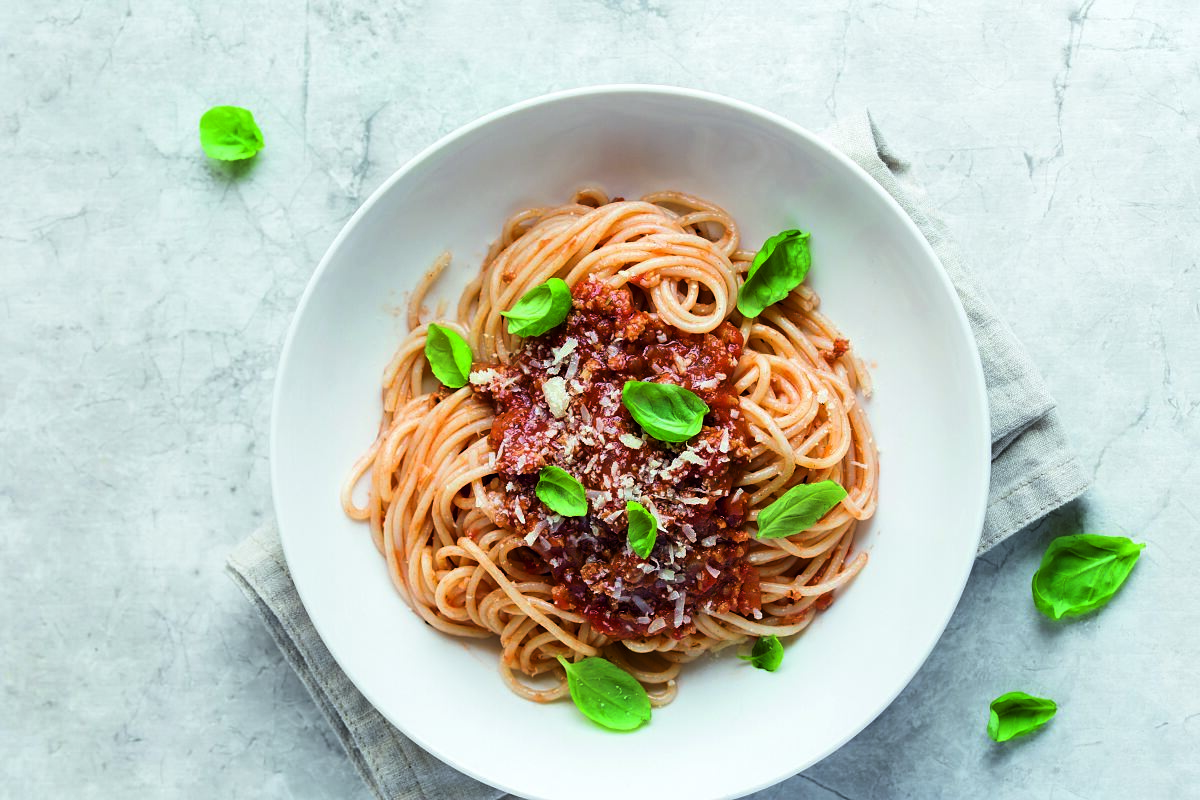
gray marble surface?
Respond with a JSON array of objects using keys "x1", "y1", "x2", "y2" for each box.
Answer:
[{"x1": 3, "y1": 0, "x2": 1198, "y2": 797}]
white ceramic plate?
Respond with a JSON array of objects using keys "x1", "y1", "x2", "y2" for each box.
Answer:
[{"x1": 273, "y1": 86, "x2": 989, "y2": 800}]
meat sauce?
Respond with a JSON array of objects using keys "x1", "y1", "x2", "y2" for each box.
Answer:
[{"x1": 470, "y1": 278, "x2": 761, "y2": 639}]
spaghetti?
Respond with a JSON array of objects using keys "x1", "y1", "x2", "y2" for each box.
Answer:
[{"x1": 341, "y1": 189, "x2": 878, "y2": 706}]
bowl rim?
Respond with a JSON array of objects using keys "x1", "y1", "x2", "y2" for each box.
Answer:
[{"x1": 271, "y1": 83, "x2": 991, "y2": 799}]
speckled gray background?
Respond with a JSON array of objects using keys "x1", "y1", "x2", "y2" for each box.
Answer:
[{"x1": 2, "y1": 0, "x2": 1198, "y2": 797}]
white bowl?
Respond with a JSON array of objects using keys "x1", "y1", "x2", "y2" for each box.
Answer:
[{"x1": 272, "y1": 85, "x2": 989, "y2": 800}]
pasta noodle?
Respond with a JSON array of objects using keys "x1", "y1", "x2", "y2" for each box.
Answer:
[{"x1": 341, "y1": 188, "x2": 878, "y2": 706}]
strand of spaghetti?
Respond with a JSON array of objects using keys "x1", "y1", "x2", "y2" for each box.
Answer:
[
  {"x1": 457, "y1": 537, "x2": 599, "y2": 657},
  {"x1": 792, "y1": 550, "x2": 868, "y2": 598},
  {"x1": 340, "y1": 437, "x2": 380, "y2": 521},
  {"x1": 501, "y1": 616, "x2": 543, "y2": 663},
  {"x1": 710, "y1": 611, "x2": 815, "y2": 638},
  {"x1": 500, "y1": 663, "x2": 570, "y2": 703},
  {"x1": 407, "y1": 251, "x2": 451, "y2": 332},
  {"x1": 641, "y1": 190, "x2": 741, "y2": 258}
]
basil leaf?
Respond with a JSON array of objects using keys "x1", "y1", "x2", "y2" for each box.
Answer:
[
  {"x1": 621, "y1": 381, "x2": 709, "y2": 443},
  {"x1": 755, "y1": 480, "x2": 847, "y2": 539},
  {"x1": 501, "y1": 278, "x2": 572, "y2": 337},
  {"x1": 738, "y1": 634, "x2": 783, "y2": 672},
  {"x1": 736, "y1": 229, "x2": 812, "y2": 318},
  {"x1": 987, "y1": 691, "x2": 1057, "y2": 742},
  {"x1": 625, "y1": 501, "x2": 657, "y2": 559},
  {"x1": 424, "y1": 323, "x2": 473, "y2": 388},
  {"x1": 556, "y1": 655, "x2": 651, "y2": 731},
  {"x1": 198, "y1": 105, "x2": 264, "y2": 161},
  {"x1": 1031, "y1": 534, "x2": 1145, "y2": 620},
  {"x1": 535, "y1": 466, "x2": 588, "y2": 517}
]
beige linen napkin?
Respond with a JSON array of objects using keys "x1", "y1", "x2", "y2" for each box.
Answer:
[{"x1": 226, "y1": 111, "x2": 1090, "y2": 800}]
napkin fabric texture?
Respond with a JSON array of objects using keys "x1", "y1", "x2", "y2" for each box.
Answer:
[{"x1": 226, "y1": 110, "x2": 1090, "y2": 800}]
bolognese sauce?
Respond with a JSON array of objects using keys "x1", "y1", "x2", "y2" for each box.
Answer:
[{"x1": 471, "y1": 277, "x2": 761, "y2": 639}]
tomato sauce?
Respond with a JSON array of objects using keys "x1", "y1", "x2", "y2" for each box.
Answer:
[{"x1": 471, "y1": 278, "x2": 761, "y2": 638}]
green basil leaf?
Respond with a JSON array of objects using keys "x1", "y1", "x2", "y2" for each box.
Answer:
[
  {"x1": 621, "y1": 381, "x2": 709, "y2": 443},
  {"x1": 625, "y1": 501, "x2": 657, "y2": 559},
  {"x1": 556, "y1": 655, "x2": 651, "y2": 731},
  {"x1": 198, "y1": 105, "x2": 265, "y2": 161},
  {"x1": 987, "y1": 691, "x2": 1057, "y2": 742},
  {"x1": 501, "y1": 278, "x2": 572, "y2": 337},
  {"x1": 1031, "y1": 534, "x2": 1145, "y2": 620},
  {"x1": 738, "y1": 634, "x2": 784, "y2": 672},
  {"x1": 424, "y1": 323, "x2": 473, "y2": 388},
  {"x1": 755, "y1": 480, "x2": 847, "y2": 539},
  {"x1": 535, "y1": 466, "x2": 588, "y2": 517},
  {"x1": 736, "y1": 229, "x2": 812, "y2": 318}
]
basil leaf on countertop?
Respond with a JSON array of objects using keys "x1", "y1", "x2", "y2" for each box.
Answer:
[
  {"x1": 736, "y1": 229, "x2": 811, "y2": 318},
  {"x1": 988, "y1": 691, "x2": 1057, "y2": 742},
  {"x1": 755, "y1": 480, "x2": 847, "y2": 539},
  {"x1": 199, "y1": 105, "x2": 264, "y2": 161},
  {"x1": 556, "y1": 655, "x2": 651, "y2": 731},
  {"x1": 739, "y1": 634, "x2": 784, "y2": 672},
  {"x1": 424, "y1": 323, "x2": 473, "y2": 388},
  {"x1": 536, "y1": 466, "x2": 588, "y2": 517},
  {"x1": 501, "y1": 278, "x2": 573, "y2": 337},
  {"x1": 1032, "y1": 534, "x2": 1145, "y2": 620},
  {"x1": 626, "y1": 501, "x2": 658, "y2": 559},
  {"x1": 621, "y1": 380, "x2": 709, "y2": 443}
]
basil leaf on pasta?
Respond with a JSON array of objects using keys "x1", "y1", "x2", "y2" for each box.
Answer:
[
  {"x1": 987, "y1": 692, "x2": 1057, "y2": 742},
  {"x1": 736, "y1": 229, "x2": 811, "y2": 318},
  {"x1": 501, "y1": 278, "x2": 572, "y2": 337},
  {"x1": 621, "y1": 381, "x2": 709, "y2": 443},
  {"x1": 198, "y1": 105, "x2": 264, "y2": 161},
  {"x1": 755, "y1": 480, "x2": 846, "y2": 540},
  {"x1": 1031, "y1": 534, "x2": 1145, "y2": 620},
  {"x1": 424, "y1": 323, "x2": 473, "y2": 388},
  {"x1": 738, "y1": 634, "x2": 783, "y2": 672},
  {"x1": 556, "y1": 655, "x2": 651, "y2": 731},
  {"x1": 536, "y1": 466, "x2": 588, "y2": 517},
  {"x1": 625, "y1": 501, "x2": 657, "y2": 559}
]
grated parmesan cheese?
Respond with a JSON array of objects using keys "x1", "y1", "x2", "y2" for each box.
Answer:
[
  {"x1": 542, "y1": 376, "x2": 570, "y2": 418},
  {"x1": 469, "y1": 368, "x2": 500, "y2": 386},
  {"x1": 619, "y1": 433, "x2": 643, "y2": 449},
  {"x1": 551, "y1": 337, "x2": 578, "y2": 365}
]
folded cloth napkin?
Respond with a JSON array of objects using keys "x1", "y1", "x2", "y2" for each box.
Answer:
[{"x1": 226, "y1": 111, "x2": 1090, "y2": 800}]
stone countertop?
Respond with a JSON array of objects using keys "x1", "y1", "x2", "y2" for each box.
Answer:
[{"x1": 3, "y1": 1, "x2": 1197, "y2": 797}]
